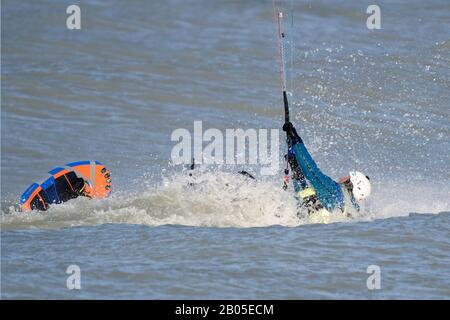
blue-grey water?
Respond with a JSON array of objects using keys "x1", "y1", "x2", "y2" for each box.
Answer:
[{"x1": 1, "y1": 0, "x2": 450, "y2": 299}]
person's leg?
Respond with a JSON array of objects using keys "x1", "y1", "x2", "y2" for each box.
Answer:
[
  {"x1": 287, "y1": 147, "x2": 324, "y2": 216},
  {"x1": 284, "y1": 122, "x2": 343, "y2": 211}
]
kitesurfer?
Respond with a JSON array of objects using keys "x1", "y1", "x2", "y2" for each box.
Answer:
[{"x1": 283, "y1": 121, "x2": 371, "y2": 218}]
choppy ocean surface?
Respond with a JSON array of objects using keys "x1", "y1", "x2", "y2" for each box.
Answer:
[{"x1": 1, "y1": 0, "x2": 449, "y2": 299}]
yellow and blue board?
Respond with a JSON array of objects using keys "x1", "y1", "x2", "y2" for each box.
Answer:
[{"x1": 20, "y1": 160, "x2": 112, "y2": 212}]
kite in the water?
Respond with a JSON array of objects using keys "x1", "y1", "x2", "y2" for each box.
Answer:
[
  {"x1": 19, "y1": 160, "x2": 112, "y2": 212},
  {"x1": 274, "y1": 10, "x2": 371, "y2": 219}
]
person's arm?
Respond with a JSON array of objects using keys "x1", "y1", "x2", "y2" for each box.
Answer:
[{"x1": 283, "y1": 122, "x2": 344, "y2": 211}]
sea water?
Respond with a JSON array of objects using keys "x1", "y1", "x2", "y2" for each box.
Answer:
[{"x1": 1, "y1": 0, "x2": 449, "y2": 299}]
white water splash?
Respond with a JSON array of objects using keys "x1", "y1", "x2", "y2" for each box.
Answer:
[
  {"x1": 2, "y1": 168, "x2": 449, "y2": 230},
  {"x1": 1, "y1": 170, "x2": 300, "y2": 229}
]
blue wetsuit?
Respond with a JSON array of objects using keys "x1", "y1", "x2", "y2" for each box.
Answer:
[{"x1": 283, "y1": 122, "x2": 346, "y2": 212}]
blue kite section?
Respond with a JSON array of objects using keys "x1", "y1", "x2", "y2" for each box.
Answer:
[
  {"x1": 66, "y1": 160, "x2": 101, "y2": 167},
  {"x1": 48, "y1": 167, "x2": 64, "y2": 175},
  {"x1": 40, "y1": 176, "x2": 60, "y2": 204},
  {"x1": 20, "y1": 183, "x2": 39, "y2": 205}
]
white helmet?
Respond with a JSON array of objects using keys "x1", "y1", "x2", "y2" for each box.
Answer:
[{"x1": 349, "y1": 171, "x2": 371, "y2": 201}]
